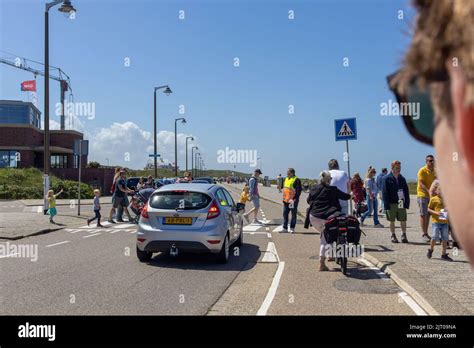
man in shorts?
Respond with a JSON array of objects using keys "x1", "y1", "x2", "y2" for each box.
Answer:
[
  {"x1": 112, "y1": 170, "x2": 134, "y2": 223},
  {"x1": 416, "y1": 155, "x2": 437, "y2": 242},
  {"x1": 243, "y1": 169, "x2": 262, "y2": 224},
  {"x1": 382, "y1": 161, "x2": 410, "y2": 243}
]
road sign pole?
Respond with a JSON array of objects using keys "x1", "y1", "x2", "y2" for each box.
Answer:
[
  {"x1": 345, "y1": 140, "x2": 353, "y2": 216},
  {"x1": 78, "y1": 152, "x2": 81, "y2": 216}
]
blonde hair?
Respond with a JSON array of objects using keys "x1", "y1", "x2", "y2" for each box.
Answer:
[
  {"x1": 365, "y1": 166, "x2": 375, "y2": 179},
  {"x1": 94, "y1": 189, "x2": 100, "y2": 194},
  {"x1": 243, "y1": 185, "x2": 249, "y2": 192},
  {"x1": 430, "y1": 179, "x2": 441, "y2": 197},
  {"x1": 320, "y1": 170, "x2": 332, "y2": 185},
  {"x1": 47, "y1": 190, "x2": 54, "y2": 196}
]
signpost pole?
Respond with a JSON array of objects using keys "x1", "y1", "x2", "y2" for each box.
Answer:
[
  {"x1": 345, "y1": 140, "x2": 353, "y2": 216},
  {"x1": 78, "y1": 147, "x2": 82, "y2": 216}
]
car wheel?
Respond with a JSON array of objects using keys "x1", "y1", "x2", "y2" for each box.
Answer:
[
  {"x1": 216, "y1": 233, "x2": 230, "y2": 263},
  {"x1": 136, "y1": 246, "x2": 152, "y2": 262},
  {"x1": 235, "y1": 222, "x2": 244, "y2": 247}
]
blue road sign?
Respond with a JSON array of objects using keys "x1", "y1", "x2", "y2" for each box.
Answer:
[
  {"x1": 149, "y1": 154, "x2": 161, "y2": 157},
  {"x1": 335, "y1": 118, "x2": 357, "y2": 141}
]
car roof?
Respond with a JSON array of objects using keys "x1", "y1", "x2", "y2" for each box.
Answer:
[{"x1": 158, "y1": 183, "x2": 219, "y2": 193}]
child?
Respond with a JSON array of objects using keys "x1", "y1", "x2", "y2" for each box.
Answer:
[
  {"x1": 87, "y1": 189, "x2": 103, "y2": 227},
  {"x1": 427, "y1": 180, "x2": 452, "y2": 261},
  {"x1": 47, "y1": 188, "x2": 63, "y2": 224},
  {"x1": 239, "y1": 185, "x2": 250, "y2": 205}
]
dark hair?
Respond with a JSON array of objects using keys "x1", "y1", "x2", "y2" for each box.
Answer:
[
  {"x1": 382, "y1": 168, "x2": 388, "y2": 173},
  {"x1": 288, "y1": 168, "x2": 295, "y2": 175},
  {"x1": 426, "y1": 155, "x2": 434, "y2": 160},
  {"x1": 328, "y1": 159, "x2": 339, "y2": 170}
]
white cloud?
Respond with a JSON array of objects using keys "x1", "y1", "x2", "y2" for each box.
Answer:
[{"x1": 86, "y1": 121, "x2": 199, "y2": 170}]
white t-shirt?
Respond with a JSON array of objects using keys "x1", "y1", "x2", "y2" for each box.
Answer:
[{"x1": 329, "y1": 169, "x2": 349, "y2": 193}]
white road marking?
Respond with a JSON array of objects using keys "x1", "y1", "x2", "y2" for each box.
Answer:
[
  {"x1": 129, "y1": 230, "x2": 137, "y2": 234},
  {"x1": 65, "y1": 229, "x2": 84, "y2": 234},
  {"x1": 261, "y1": 242, "x2": 278, "y2": 263},
  {"x1": 267, "y1": 232, "x2": 272, "y2": 238},
  {"x1": 257, "y1": 261, "x2": 285, "y2": 316},
  {"x1": 272, "y1": 225, "x2": 284, "y2": 233},
  {"x1": 243, "y1": 225, "x2": 263, "y2": 232},
  {"x1": 113, "y1": 224, "x2": 135, "y2": 229},
  {"x1": 265, "y1": 227, "x2": 270, "y2": 232},
  {"x1": 243, "y1": 231, "x2": 268, "y2": 235},
  {"x1": 109, "y1": 229, "x2": 123, "y2": 234},
  {"x1": 358, "y1": 258, "x2": 428, "y2": 315},
  {"x1": 37, "y1": 206, "x2": 42, "y2": 213},
  {"x1": 45, "y1": 241, "x2": 70, "y2": 248},
  {"x1": 83, "y1": 233, "x2": 101, "y2": 238},
  {"x1": 398, "y1": 292, "x2": 427, "y2": 316}
]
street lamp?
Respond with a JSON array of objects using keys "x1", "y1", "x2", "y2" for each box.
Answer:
[
  {"x1": 257, "y1": 156, "x2": 262, "y2": 171},
  {"x1": 154, "y1": 85, "x2": 172, "y2": 177},
  {"x1": 44, "y1": 0, "x2": 76, "y2": 214},
  {"x1": 185, "y1": 136, "x2": 194, "y2": 172},
  {"x1": 174, "y1": 117, "x2": 186, "y2": 177},
  {"x1": 195, "y1": 152, "x2": 200, "y2": 178},
  {"x1": 191, "y1": 146, "x2": 198, "y2": 178}
]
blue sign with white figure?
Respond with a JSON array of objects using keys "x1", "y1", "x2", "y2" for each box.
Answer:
[{"x1": 335, "y1": 118, "x2": 357, "y2": 141}]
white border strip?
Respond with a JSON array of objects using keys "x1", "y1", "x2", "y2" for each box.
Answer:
[
  {"x1": 45, "y1": 241, "x2": 70, "y2": 248},
  {"x1": 257, "y1": 261, "x2": 285, "y2": 315},
  {"x1": 398, "y1": 291, "x2": 427, "y2": 316}
]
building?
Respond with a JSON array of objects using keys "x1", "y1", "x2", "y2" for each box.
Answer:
[{"x1": 0, "y1": 100, "x2": 114, "y2": 193}]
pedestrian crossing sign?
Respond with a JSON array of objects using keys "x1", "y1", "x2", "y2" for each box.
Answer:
[{"x1": 335, "y1": 118, "x2": 357, "y2": 141}]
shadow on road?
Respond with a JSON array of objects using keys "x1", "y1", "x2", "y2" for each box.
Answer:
[{"x1": 144, "y1": 243, "x2": 262, "y2": 272}]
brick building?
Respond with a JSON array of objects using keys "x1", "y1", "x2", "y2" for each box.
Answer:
[{"x1": 0, "y1": 100, "x2": 114, "y2": 193}]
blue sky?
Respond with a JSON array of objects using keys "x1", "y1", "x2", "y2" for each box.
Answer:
[{"x1": 0, "y1": 0, "x2": 434, "y2": 179}]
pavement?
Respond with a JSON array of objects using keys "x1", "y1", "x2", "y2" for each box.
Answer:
[
  {"x1": 0, "y1": 188, "x2": 418, "y2": 315},
  {"x1": 225, "y1": 183, "x2": 474, "y2": 315}
]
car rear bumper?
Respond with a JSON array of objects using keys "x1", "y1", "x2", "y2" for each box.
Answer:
[{"x1": 136, "y1": 220, "x2": 225, "y2": 253}]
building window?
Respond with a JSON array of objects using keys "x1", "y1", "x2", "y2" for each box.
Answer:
[
  {"x1": 51, "y1": 154, "x2": 68, "y2": 169},
  {"x1": 0, "y1": 150, "x2": 19, "y2": 168}
]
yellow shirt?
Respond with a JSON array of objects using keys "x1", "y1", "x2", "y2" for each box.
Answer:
[
  {"x1": 48, "y1": 196, "x2": 56, "y2": 208},
  {"x1": 428, "y1": 195, "x2": 447, "y2": 224},
  {"x1": 239, "y1": 191, "x2": 250, "y2": 204},
  {"x1": 417, "y1": 165, "x2": 436, "y2": 198}
]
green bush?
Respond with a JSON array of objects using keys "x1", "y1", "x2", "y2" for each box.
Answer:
[{"x1": 0, "y1": 168, "x2": 94, "y2": 200}]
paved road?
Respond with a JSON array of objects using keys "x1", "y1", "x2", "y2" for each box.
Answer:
[{"x1": 0, "y1": 188, "x2": 415, "y2": 315}]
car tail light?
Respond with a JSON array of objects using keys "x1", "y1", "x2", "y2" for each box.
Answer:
[
  {"x1": 207, "y1": 200, "x2": 220, "y2": 219},
  {"x1": 207, "y1": 240, "x2": 221, "y2": 244},
  {"x1": 141, "y1": 204, "x2": 149, "y2": 219},
  {"x1": 137, "y1": 237, "x2": 146, "y2": 243}
]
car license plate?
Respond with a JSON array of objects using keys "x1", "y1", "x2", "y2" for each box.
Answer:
[{"x1": 163, "y1": 217, "x2": 192, "y2": 225}]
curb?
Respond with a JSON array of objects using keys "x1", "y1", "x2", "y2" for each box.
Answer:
[{"x1": 361, "y1": 252, "x2": 439, "y2": 316}]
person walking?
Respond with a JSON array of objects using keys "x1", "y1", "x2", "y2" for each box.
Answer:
[
  {"x1": 328, "y1": 159, "x2": 350, "y2": 215},
  {"x1": 417, "y1": 155, "x2": 437, "y2": 243},
  {"x1": 108, "y1": 168, "x2": 121, "y2": 224},
  {"x1": 243, "y1": 169, "x2": 263, "y2": 224},
  {"x1": 281, "y1": 168, "x2": 302, "y2": 233},
  {"x1": 382, "y1": 161, "x2": 410, "y2": 243},
  {"x1": 46, "y1": 188, "x2": 63, "y2": 224},
  {"x1": 109, "y1": 169, "x2": 134, "y2": 223},
  {"x1": 277, "y1": 174, "x2": 283, "y2": 193},
  {"x1": 427, "y1": 180, "x2": 452, "y2": 261},
  {"x1": 87, "y1": 189, "x2": 103, "y2": 227},
  {"x1": 306, "y1": 171, "x2": 351, "y2": 271},
  {"x1": 350, "y1": 172, "x2": 365, "y2": 217},
  {"x1": 360, "y1": 167, "x2": 384, "y2": 227},
  {"x1": 376, "y1": 168, "x2": 388, "y2": 213}
]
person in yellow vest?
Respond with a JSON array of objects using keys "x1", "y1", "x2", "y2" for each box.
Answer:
[
  {"x1": 281, "y1": 168, "x2": 302, "y2": 233},
  {"x1": 417, "y1": 155, "x2": 437, "y2": 243}
]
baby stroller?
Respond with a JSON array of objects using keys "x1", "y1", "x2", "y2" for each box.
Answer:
[{"x1": 129, "y1": 188, "x2": 155, "y2": 223}]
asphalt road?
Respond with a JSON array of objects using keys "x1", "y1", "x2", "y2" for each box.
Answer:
[{"x1": 0, "y1": 188, "x2": 415, "y2": 315}]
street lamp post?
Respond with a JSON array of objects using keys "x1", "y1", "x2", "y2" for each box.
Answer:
[
  {"x1": 153, "y1": 85, "x2": 172, "y2": 177},
  {"x1": 185, "y1": 136, "x2": 194, "y2": 172},
  {"x1": 191, "y1": 146, "x2": 198, "y2": 178},
  {"x1": 195, "y1": 152, "x2": 200, "y2": 178},
  {"x1": 44, "y1": 0, "x2": 76, "y2": 214},
  {"x1": 174, "y1": 117, "x2": 186, "y2": 177}
]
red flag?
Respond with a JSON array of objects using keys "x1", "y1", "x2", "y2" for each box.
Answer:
[{"x1": 21, "y1": 80, "x2": 36, "y2": 92}]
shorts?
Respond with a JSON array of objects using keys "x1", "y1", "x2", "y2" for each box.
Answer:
[
  {"x1": 432, "y1": 223, "x2": 449, "y2": 241},
  {"x1": 112, "y1": 196, "x2": 127, "y2": 208},
  {"x1": 417, "y1": 197, "x2": 429, "y2": 216},
  {"x1": 385, "y1": 203, "x2": 407, "y2": 222},
  {"x1": 250, "y1": 196, "x2": 260, "y2": 208}
]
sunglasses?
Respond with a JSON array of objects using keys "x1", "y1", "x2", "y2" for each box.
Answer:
[{"x1": 387, "y1": 70, "x2": 448, "y2": 146}]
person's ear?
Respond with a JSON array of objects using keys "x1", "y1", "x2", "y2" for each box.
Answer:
[{"x1": 447, "y1": 62, "x2": 474, "y2": 178}]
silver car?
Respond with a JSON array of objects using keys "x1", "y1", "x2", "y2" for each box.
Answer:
[{"x1": 136, "y1": 183, "x2": 245, "y2": 263}]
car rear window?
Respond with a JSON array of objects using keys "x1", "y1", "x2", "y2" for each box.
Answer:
[{"x1": 149, "y1": 191, "x2": 212, "y2": 210}]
